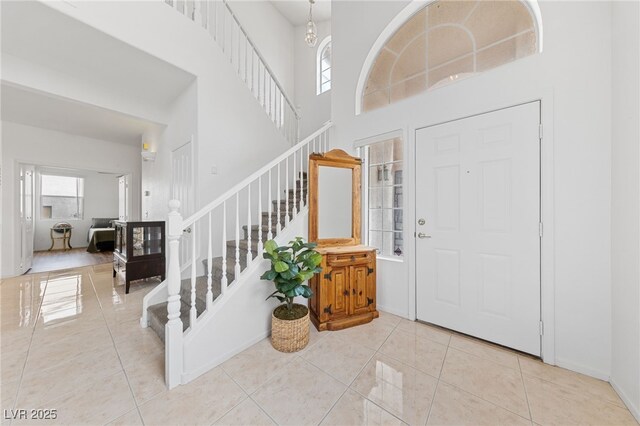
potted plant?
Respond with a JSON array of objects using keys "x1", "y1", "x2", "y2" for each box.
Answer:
[{"x1": 261, "y1": 237, "x2": 323, "y2": 352}]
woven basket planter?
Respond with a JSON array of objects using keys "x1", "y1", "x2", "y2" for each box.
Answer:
[{"x1": 271, "y1": 304, "x2": 310, "y2": 353}]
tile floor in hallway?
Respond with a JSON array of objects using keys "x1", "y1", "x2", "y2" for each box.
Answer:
[{"x1": 1, "y1": 264, "x2": 637, "y2": 426}]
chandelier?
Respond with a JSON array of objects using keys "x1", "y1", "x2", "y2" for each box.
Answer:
[{"x1": 305, "y1": 0, "x2": 318, "y2": 48}]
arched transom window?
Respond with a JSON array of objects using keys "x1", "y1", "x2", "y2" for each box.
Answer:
[{"x1": 362, "y1": 0, "x2": 539, "y2": 112}]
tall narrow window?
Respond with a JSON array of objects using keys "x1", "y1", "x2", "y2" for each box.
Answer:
[
  {"x1": 40, "y1": 174, "x2": 84, "y2": 220},
  {"x1": 317, "y1": 37, "x2": 331, "y2": 94},
  {"x1": 363, "y1": 137, "x2": 403, "y2": 257}
]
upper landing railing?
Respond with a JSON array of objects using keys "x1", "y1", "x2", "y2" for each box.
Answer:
[{"x1": 165, "y1": 0, "x2": 299, "y2": 145}]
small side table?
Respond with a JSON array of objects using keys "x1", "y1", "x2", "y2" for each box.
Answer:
[{"x1": 49, "y1": 223, "x2": 73, "y2": 250}]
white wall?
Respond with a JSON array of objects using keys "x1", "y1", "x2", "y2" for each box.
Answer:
[
  {"x1": 2, "y1": 53, "x2": 168, "y2": 126},
  {"x1": 1, "y1": 121, "x2": 141, "y2": 277},
  {"x1": 34, "y1": 168, "x2": 119, "y2": 251},
  {"x1": 142, "y1": 81, "x2": 198, "y2": 220},
  {"x1": 611, "y1": 0, "x2": 640, "y2": 420},
  {"x1": 227, "y1": 0, "x2": 295, "y2": 98},
  {"x1": 331, "y1": 0, "x2": 613, "y2": 378},
  {"x1": 43, "y1": 1, "x2": 292, "y2": 220},
  {"x1": 294, "y1": 19, "x2": 332, "y2": 139}
]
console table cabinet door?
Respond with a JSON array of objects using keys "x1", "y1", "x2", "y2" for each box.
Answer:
[
  {"x1": 310, "y1": 246, "x2": 378, "y2": 331},
  {"x1": 351, "y1": 264, "x2": 370, "y2": 315},
  {"x1": 329, "y1": 266, "x2": 350, "y2": 321}
]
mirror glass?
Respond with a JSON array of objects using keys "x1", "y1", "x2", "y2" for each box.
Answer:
[{"x1": 318, "y1": 166, "x2": 352, "y2": 239}]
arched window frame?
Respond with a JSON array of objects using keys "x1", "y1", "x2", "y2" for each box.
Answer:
[
  {"x1": 317, "y1": 36, "x2": 332, "y2": 95},
  {"x1": 354, "y1": 0, "x2": 544, "y2": 115}
]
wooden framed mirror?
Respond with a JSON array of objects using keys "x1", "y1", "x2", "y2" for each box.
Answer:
[{"x1": 308, "y1": 149, "x2": 362, "y2": 247}]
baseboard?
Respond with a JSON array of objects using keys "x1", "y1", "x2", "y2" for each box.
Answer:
[
  {"x1": 554, "y1": 357, "x2": 610, "y2": 381},
  {"x1": 611, "y1": 380, "x2": 640, "y2": 422},
  {"x1": 377, "y1": 304, "x2": 409, "y2": 320},
  {"x1": 181, "y1": 328, "x2": 271, "y2": 384}
]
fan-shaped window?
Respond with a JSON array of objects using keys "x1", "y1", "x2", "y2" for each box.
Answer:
[
  {"x1": 361, "y1": 0, "x2": 540, "y2": 112},
  {"x1": 317, "y1": 37, "x2": 331, "y2": 94}
]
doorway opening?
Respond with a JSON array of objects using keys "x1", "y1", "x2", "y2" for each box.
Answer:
[{"x1": 26, "y1": 166, "x2": 126, "y2": 274}]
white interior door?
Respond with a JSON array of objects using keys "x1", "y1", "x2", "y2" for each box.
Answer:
[
  {"x1": 172, "y1": 140, "x2": 195, "y2": 267},
  {"x1": 118, "y1": 175, "x2": 131, "y2": 221},
  {"x1": 19, "y1": 164, "x2": 35, "y2": 274},
  {"x1": 415, "y1": 102, "x2": 541, "y2": 355}
]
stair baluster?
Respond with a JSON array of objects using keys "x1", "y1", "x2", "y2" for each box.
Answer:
[
  {"x1": 277, "y1": 163, "x2": 282, "y2": 233},
  {"x1": 293, "y1": 150, "x2": 297, "y2": 218},
  {"x1": 221, "y1": 2, "x2": 226, "y2": 54},
  {"x1": 206, "y1": 212, "x2": 213, "y2": 309},
  {"x1": 300, "y1": 146, "x2": 304, "y2": 207},
  {"x1": 258, "y1": 175, "x2": 264, "y2": 254},
  {"x1": 267, "y1": 169, "x2": 273, "y2": 240},
  {"x1": 193, "y1": 1, "x2": 202, "y2": 27},
  {"x1": 221, "y1": 201, "x2": 228, "y2": 294},
  {"x1": 235, "y1": 193, "x2": 241, "y2": 278},
  {"x1": 246, "y1": 184, "x2": 252, "y2": 263},
  {"x1": 190, "y1": 222, "x2": 197, "y2": 326},
  {"x1": 236, "y1": 26, "x2": 241, "y2": 75},
  {"x1": 244, "y1": 37, "x2": 248, "y2": 83},
  {"x1": 285, "y1": 156, "x2": 289, "y2": 225}
]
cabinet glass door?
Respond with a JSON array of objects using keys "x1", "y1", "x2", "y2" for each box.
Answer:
[
  {"x1": 118, "y1": 225, "x2": 127, "y2": 257},
  {"x1": 132, "y1": 225, "x2": 163, "y2": 257}
]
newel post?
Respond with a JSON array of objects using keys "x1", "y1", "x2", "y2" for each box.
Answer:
[{"x1": 165, "y1": 199, "x2": 183, "y2": 389}]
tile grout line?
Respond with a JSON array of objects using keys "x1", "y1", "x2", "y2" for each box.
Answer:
[
  {"x1": 423, "y1": 335, "x2": 452, "y2": 426},
  {"x1": 389, "y1": 320, "x2": 535, "y2": 423},
  {"x1": 86, "y1": 266, "x2": 146, "y2": 426},
  {"x1": 246, "y1": 393, "x2": 279, "y2": 426},
  {"x1": 222, "y1": 366, "x2": 279, "y2": 425},
  {"x1": 206, "y1": 371, "x2": 252, "y2": 426},
  {"x1": 8, "y1": 271, "x2": 50, "y2": 426},
  {"x1": 328, "y1": 318, "x2": 407, "y2": 425},
  {"x1": 437, "y1": 372, "x2": 533, "y2": 420},
  {"x1": 374, "y1": 325, "x2": 448, "y2": 382},
  {"x1": 446, "y1": 342, "x2": 525, "y2": 372},
  {"x1": 518, "y1": 365, "x2": 631, "y2": 412},
  {"x1": 304, "y1": 352, "x2": 351, "y2": 426},
  {"x1": 517, "y1": 356, "x2": 535, "y2": 422},
  {"x1": 306, "y1": 329, "x2": 386, "y2": 424},
  {"x1": 436, "y1": 343, "x2": 534, "y2": 420}
]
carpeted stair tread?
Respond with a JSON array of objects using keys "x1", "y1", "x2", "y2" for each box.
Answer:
[{"x1": 148, "y1": 300, "x2": 190, "y2": 341}]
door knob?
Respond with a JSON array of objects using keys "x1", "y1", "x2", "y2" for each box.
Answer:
[{"x1": 417, "y1": 232, "x2": 431, "y2": 239}]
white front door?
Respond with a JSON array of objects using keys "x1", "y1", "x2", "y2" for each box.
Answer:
[
  {"x1": 172, "y1": 140, "x2": 195, "y2": 267},
  {"x1": 19, "y1": 164, "x2": 35, "y2": 274},
  {"x1": 415, "y1": 102, "x2": 541, "y2": 355}
]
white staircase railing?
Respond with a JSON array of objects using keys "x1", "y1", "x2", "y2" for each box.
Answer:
[
  {"x1": 163, "y1": 123, "x2": 331, "y2": 388},
  {"x1": 165, "y1": 0, "x2": 299, "y2": 145}
]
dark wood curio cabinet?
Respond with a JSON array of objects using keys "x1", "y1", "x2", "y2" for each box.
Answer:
[{"x1": 113, "y1": 221, "x2": 166, "y2": 293}]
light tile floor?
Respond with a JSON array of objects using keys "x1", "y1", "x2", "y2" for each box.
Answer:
[{"x1": 1, "y1": 265, "x2": 637, "y2": 426}]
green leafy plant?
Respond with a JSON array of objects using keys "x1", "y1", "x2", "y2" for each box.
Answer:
[{"x1": 260, "y1": 237, "x2": 323, "y2": 315}]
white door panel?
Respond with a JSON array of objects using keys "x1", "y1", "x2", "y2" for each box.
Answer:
[
  {"x1": 19, "y1": 164, "x2": 35, "y2": 274},
  {"x1": 416, "y1": 102, "x2": 541, "y2": 355},
  {"x1": 172, "y1": 140, "x2": 195, "y2": 268},
  {"x1": 118, "y1": 175, "x2": 131, "y2": 221}
]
